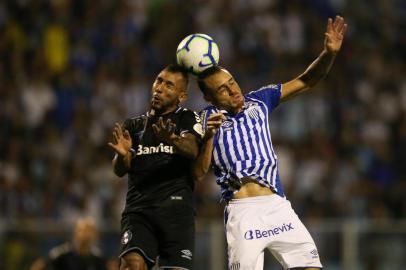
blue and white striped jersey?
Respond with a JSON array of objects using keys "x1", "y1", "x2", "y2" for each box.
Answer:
[{"x1": 200, "y1": 84, "x2": 285, "y2": 201}]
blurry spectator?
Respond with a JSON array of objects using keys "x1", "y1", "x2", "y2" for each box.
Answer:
[
  {"x1": 20, "y1": 72, "x2": 56, "y2": 129},
  {"x1": 29, "y1": 217, "x2": 108, "y2": 270}
]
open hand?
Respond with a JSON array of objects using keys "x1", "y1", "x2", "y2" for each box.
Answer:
[
  {"x1": 108, "y1": 123, "x2": 132, "y2": 156},
  {"x1": 325, "y1": 15, "x2": 347, "y2": 54},
  {"x1": 152, "y1": 117, "x2": 178, "y2": 144}
]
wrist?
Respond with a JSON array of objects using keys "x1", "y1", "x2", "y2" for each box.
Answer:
[
  {"x1": 203, "y1": 133, "x2": 215, "y2": 142},
  {"x1": 169, "y1": 134, "x2": 181, "y2": 145},
  {"x1": 118, "y1": 148, "x2": 134, "y2": 158},
  {"x1": 323, "y1": 48, "x2": 338, "y2": 56},
  {"x1": 128, "y1": 148, "x2": 136, "y2": 158}
]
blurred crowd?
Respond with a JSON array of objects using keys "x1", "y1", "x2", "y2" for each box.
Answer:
[{"x1": 0, "y1": 0, "x2": 405, "y2": 229}]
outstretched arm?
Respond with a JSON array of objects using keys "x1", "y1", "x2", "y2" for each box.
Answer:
[
  {"x1": 281, "y1": 15, "x2": 347, "y2": 102},
  {"x1": 192, "y1": 113, "x2": 225, "y2": 181},
  {"x1": 108, "y1": 123, "x2": 133, "y2": 177}
]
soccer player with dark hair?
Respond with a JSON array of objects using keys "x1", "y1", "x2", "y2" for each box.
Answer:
[
  {"x1": 108, "y1": 64, "x2": 202, "y2": 270},
  {"x1": 194, "y1": 16, "x2": 347, "y2": 270}
]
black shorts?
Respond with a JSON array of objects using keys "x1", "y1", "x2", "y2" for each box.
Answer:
[{"x1": 119, "y1": 189, "x2": 195, "y2": 269}]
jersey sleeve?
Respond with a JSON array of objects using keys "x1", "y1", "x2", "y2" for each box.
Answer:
[
  {"x1": 247, "y1": 83, "x2": 282, "y2": 112},
  {"x1": 122, "y1": 117, "x2": 143, "y2": 149},
  {"x1": 122, "y1": 118, "x2": 137, "y2": 134},
  {"x1": 179, "y1": 109, "x2": 204, "y2": 142}
]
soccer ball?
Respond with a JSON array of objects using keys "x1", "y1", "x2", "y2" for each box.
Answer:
[{"x1": 176, "y1": 33, "x2": 220, "y2": 75}]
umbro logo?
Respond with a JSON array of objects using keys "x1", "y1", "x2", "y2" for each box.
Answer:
[
  {"x1": 181, "y1": 249, "x2": 192, "y2": 260},
  {"x1": 310, "y1": 249, "x2": 319, "y2": 258},
  {"x1": 222, "y1": 121, "x2": 233, "y2": 128},
  {"x1": 121, "y1": 230, "x2": 132, "y2": 245}
]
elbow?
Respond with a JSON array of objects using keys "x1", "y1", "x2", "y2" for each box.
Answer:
[
  {"x1": 184, "y1": 146, "x2": 199, "y2": 160},
  {"x1": 190, "y1": 148, "x2": 199, "y2": 160},
  {"x1": 192, "y1": 166, "x2": 208, "y2": 182},
  {"x1": 193, "y1": 173, "x2": 205, "y2": 182},
  {"x1": 195, "y1": 176, "x2": 204, "y2": 182}
]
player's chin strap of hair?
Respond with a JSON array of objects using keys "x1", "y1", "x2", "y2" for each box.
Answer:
[{"x1": 139, "y1": 109, "x2": 155, "y2": 144}]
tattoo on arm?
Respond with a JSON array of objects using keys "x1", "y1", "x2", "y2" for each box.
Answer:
[{"x1": 298, "y1": 50, "x2": 336, "y2": 87}]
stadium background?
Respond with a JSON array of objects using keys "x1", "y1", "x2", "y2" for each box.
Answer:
[{"x1": 0, "y1": 0, "x2": 405, "y2": 269}]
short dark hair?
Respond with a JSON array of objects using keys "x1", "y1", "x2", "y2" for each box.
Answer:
[
  {"x1": 197, "y1": 65, "x2": 225, "y2": 94},
  {"x1": 164, "y1": 64, "x2": 189, "y2": 86}
]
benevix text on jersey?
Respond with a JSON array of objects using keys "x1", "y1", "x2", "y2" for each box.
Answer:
[
  {"x1": 244, "y1": 223, "x2": 294, "y2": 240},
  {"x1": 136, "y1": 143, "x2": 174, "y2": 155}
]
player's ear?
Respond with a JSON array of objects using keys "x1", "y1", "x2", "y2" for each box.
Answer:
[{"x1": 178, "y1": 91, "x2": 187, "y2": 103}]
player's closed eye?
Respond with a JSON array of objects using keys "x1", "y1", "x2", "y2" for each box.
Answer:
[
  {"x1": 166, "y1": 82, "x2": 175, "y2": 89},
  {"x1": 217, "y1": 87, "x2": 227, "y2": 94}
]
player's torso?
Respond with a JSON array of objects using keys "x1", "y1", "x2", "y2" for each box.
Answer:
[
  {"x1": 130, "y1": 113, "x2": 192, "y2": 182},
  {"x1": 123, "y1": 109, "x2": 196, "y2": 210},
  {"x1": 212, "y1": 98, "x2": 276, "y2": 171}
]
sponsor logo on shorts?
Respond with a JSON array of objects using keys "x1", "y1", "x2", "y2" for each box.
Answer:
[
  {"x1": 121, "y1": 230, "x2": 132, "y2": 244},
  {"x1": 244, "y1": 223, "x2": 294, "y2": 240},
  {"x1": 181, "y1": 249, "x2": 192, "y2": 260}
]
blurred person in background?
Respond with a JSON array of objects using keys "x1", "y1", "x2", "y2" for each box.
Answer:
[
  {"x1": 108, "y1": 64, "x2": 202, "y2": 270},
  {"x1": 29, "y1": 217, "x2": 107, "y2": 270},
  {"x1": 194, "y1": 16, "x2": 347, "y2": 270}
]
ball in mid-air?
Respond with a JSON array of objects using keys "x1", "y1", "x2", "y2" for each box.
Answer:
[{"x1": 176, "y1": 33, "x2": 220, "y2": 75}]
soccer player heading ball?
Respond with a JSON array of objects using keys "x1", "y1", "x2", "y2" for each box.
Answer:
[
  {"x1": 108, "y1": 64, "x2": 202, "y2": 269},
  {"x1": 194, "y1": 16, "x2": 347, "y2": 270}
]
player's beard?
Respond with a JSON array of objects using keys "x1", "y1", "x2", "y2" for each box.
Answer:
[{"x1": 151, "y1": 96, "x2": 163, "y2": 111}]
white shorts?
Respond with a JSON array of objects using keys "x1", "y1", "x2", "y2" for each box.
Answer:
[{"x1": 224, "y1": 195, "x2": 322, "y2": 270}]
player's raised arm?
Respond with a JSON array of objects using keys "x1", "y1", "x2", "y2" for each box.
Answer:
[
  {"x1": 108, "y1": 123, "x2": 133, "y2": 177},
  {"x1": 152, "y1": 117, "x2": 200, "y2": 159},
  {"x1": 281, "y1": 15, "x2": 347, "y2": 102},
  {"x1": 192, "y1": 113, "x2": 225, "y2": 182}
]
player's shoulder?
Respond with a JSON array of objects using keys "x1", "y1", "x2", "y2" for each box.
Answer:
[
  {"x1": 174, "y1": 106, "x2": 196, "y2": 116},
  {"x1": 124, "y1": 114, "x2": 145, "y2": 123},
  {"x1": 49, "y1": 242, "x2": 72, "y2": 260},
  {"x1": 199, "y1": 105, "x2": 218, "y2": 118},
  {"x1": 123, "y1": 114, "x2": 146, "y2": 129},
  {"x1": 173, "y1": 106, "x2": 201, "y2": 121}
]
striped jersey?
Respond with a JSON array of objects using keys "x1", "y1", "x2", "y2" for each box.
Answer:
[{"x1": 200, "y1": 84, "x2": 284, "y2": 201}]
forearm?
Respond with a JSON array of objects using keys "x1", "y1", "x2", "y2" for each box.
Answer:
[
  {"x1": 298, "y1": 49, "x2": 337, "y2": 87},
  {"x1": 171, "y1": 135, "x2": 199, "y2": 159},
  {"x1": 112, "y1": 152, "x2": 132, "y2": 177},
  {"x1": 192, "y1": 136, "x2": 214, "y2": 181}
]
